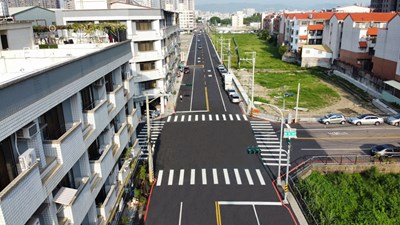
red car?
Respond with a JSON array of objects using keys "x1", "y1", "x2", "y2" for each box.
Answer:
[{"x1": 183, "y1": 67, "x2": 190, "y2": 74}]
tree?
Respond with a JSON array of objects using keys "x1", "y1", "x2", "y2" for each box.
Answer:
[
  {"x1": 209, "y1": 16, "x2": 221, "y2": 26},
  {"x1": 278, "y1": 45, "x2": 288, "y2": 56},
  {"x1": 257, "y1": 30, "x2": 270, "y2": 41},
  {"x1": 221, "y1": 18, "x2": 232, "y2": 26},
  {"x1": 243, "y1": 13, "x2": 262, "y2": 25}
]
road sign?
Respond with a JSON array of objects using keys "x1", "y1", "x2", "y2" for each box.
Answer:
[
  {"x1": 283, "y1": 128, "x2": 297, "y2": 138},
  {"x1": 247, "y1": 146, "x2": 261, "y2": 154}
]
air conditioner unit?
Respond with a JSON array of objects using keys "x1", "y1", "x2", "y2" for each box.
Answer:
[
  {"x1": 16, "y1": 122, "x2": 38, "y2": 139},
  {"x1": 94, "y1": 78, "x2": 104, "y2": 87},
  {"x1": 26, "y1": 217, "x2": 40, "y2": 225},
  {"x1": 19, "y1": 148, "x2": 37, "y2": 172}
]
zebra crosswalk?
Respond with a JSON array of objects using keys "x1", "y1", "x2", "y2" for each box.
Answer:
[
  {"x1": 250, "y1": 121, "x2": 289, "y2": 167},
  {"x1": 166, "y1": 113, "x2": 248, "y2": 123},
  {"x1": 137, "y1": 121, "x2": 165, "y2": 160},
  {"x1": 155, "y1": 168, "x2": 267, "y2": 187}
]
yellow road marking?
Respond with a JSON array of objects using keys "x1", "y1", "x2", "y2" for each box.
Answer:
[
  {"x1": 215, "y1": 201, "x2": 222, "y2": 225},
  {"x1": 205, "y1": 86, "x2": 210, "y2": 112},
  {"x1": 297, "y1": 136, "x2": 400, "y2": 140}
]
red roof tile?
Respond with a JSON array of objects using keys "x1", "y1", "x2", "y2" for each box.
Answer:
[
  {"x1": 308, "y1": 24, "x2": 324, "y2": 30},
  {"x1": 333, "y1": 13, "x2": 349, "y2": 20},
  {"x1": 299, "y1": 35, "x2": 308, "y2": 40},
  {"x1": 294, "y1": 12, "x2": 334, "y2": 20},
  {"x1": 348, "y1": 13, "x2": 396, "y2": 22},
  {"x1": 367, "y1": 27, "x2": 381, "y2": 36}
]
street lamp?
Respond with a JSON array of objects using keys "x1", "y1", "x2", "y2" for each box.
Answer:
[
  {"x1": 145, "y1": 93, "x2": 168, "y2": 183},
  {"x1": 253, "y1": 101, "x2": 284, "y2": 186}
]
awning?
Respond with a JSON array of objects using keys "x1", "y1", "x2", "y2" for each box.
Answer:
[
  {"x1": 299, "y1": 35, "x2": 308, "y2": 40},
  {"x1": 308, "y1": 24, "x2": 324, "y2": 30},
  {"x1": 53, "y1": 187, "x2": 77, "y2": 205},
  {"x1": 384, "y1": 80, "x2": 400, "y2": 90},
  {"x1": 359, "y1": 41, "x2": 368, "y2": 48},
  {"x1": 367, "y1": 27, "x2": 380, "y2": 36}
]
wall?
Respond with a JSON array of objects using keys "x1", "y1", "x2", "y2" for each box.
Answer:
[
  {"x1": 372, "y1": 56, "x2": 398, "y2": 80},
  {"x1": 14, "y1": 7, "x2": 56, "y2": 26},
  {"x1": 339, "y1": 49, "x2": 371, "y2": 67}
]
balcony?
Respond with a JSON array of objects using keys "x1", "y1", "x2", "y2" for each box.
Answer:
[
  {"x1": 54, "y1": 177, "x2": 91, "y2": 224},
  {"x1": 133, "y1": 70, "x2": 165, "y2": 83},
  {"x1": 107, "y1": 85, "x2": 125, "y2": 119},
  {"x1": 127, "y1": 108, "x2": 140, "y2": 135},
  {"x1": 113, "y1": 122, "x2": 129, "y2": 158},
  {"x1": 118, "y1": 158, "x2": 133, "y2": 185},
  {"x1": 133, "y1": 51, "x2": 163, "y2": 62},
  {"x1": 163, "y1": 25, "x2": 180, "y2": 37},
  {"x1": 90, "y1": 144, "x2": 114, "y2": 179},
  {"x1": 82, "y1": 100, "x2": 108, "y2": 143},
  {"x1": 0, "y1": 164, "x2": 47, "y2": 225},
  {"x1": 123, "y1": 76, "x2": 135, "y2": 99},
  {"x1": 129, "y1": 30, "x2": 161, "y2": 42},
  {"x1": 141, "y1": 87, "x2": 163, "y2": 96},
  {"x1": 97, "y1": 185, "x2": 117, "y2": 222}
]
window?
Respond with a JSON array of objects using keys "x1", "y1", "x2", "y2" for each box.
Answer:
[
  {"x1": 0, "y1": 137, "x2": 17, "y2": 191},
  {"x1": 316, "y1": 30, "x2": 323, "y2": 36},
  {"x1": 140, "y1": 61, "x2": 156, "y2": 71},
  {"x1": 1, "y1": 35, "x2": 8, "y2": 50},
  {"x1": 143, "y1": 80, "x2": 157, "y2": 90},
  {"x1": 40, "y1": 104, "x2": 66, "y2": 140},
  {"x1": 138, "y1": 41, "x2": 154, "y2": 51},
  {"x1": 295, "y1": 30, "x2": 299, "y2": 35},
  {"x1": 81, "y1": 85, "x2": 94, "y2": 110},
  {"x1": 136, "y1": 21, "x2": 152, "y2": 31},
  {"x1": 105, "y1": 73, "x2": 114, "y2": 92}
]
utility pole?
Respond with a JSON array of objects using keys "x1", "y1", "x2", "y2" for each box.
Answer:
[
  {"x1": 145, "y1": 95, "x2": 154, "y2": 183},
  {"x1": 240, "y1": 52, "x2": 256, "y2": 114},
  {"x1": 220, "y1": 34, "x2": 223, "y2": 64}
]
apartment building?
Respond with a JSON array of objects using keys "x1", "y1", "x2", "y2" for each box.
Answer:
[
  {"x1": 372, "y1": 14, "x2": 400, "y2": 81},
  {"x1": 0, "y1": 21, "x2": 140, "y2": 225},
  {"x1": 6, "y1": 0, "x2": 60, "y2": 8},
  {"x1": 56, "y1": 2, "x2": 181, "y2": 115},
  {"x1": 178, "y1": 0, "x2": 196, "y2": 32},
  {"x1": 339, "y1": 13, "x2": 396, "y2": 70},
  {"x1": 262, "y1": 13, "x2": 280, "y2": 35},
  {"x1": 370, "y1": 0, "x2": 399, "y2": 12},
  {"x1": 322, "y1": 13, "x2": 348, "y2": 63},
  {"x1": 231, "y1": 11, "x2": 244, "y2": 28}
]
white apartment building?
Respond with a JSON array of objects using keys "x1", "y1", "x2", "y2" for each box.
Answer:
[
  {"x1": 322, "y1": 13, "x2": 348, "y2": 63},
  {"x1": 56, "y1": 2, "x2": 181, "y2": 114},
  {"x1": 231, "y1": 11, "x2": 244, "y2": 28},
  {"x1": 0, "y1": 21, "x2": 141, "y2": 225},
  {"x1": 178, "y1": 0, "x2": 196, "y2": 32}
]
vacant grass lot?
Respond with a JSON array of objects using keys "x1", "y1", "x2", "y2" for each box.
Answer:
[
  {"x1": 298, "y1": 168, "x2": 400, "y2": 225},
  {"x1": 210, "y1": 32, "x2": 340, "y2": 109}
]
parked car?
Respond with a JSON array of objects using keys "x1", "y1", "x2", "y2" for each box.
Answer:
[
  {"x1": 347, "y1": 114, "x2": 384, "y2": 126},
  {"x1": 183, "y1": 66, "x2": 190, "y2": 74},
  {"x1": 198, "y1": 45, "x2": 202, "y2": 49},
  {"x1": 226, "y1": 88, "x2": 236, "y2": 96},
  {"x1": 318, "y1": 113, "x2": 346, "y2": 125},
  {"x1": 370, "y1": 144, "x2": 400, "y2": 157},
  {"x1": 229, "y1": 93, "x2": 240, "y2": 103},
  {"x1": 386, "y1": 113, "x2": 400, "y2": 126},
  {"x1": 217, "y1": 64, "x2": 226, "y2": 70}
]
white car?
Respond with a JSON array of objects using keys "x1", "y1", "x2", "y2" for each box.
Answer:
[
  {"x1": 229, "y1": 93, "x2": 240, "y2": 103},
  {"x1": 386, "y1": 113, "x2": 400, "y2": 126},
  {"x1": 226, "y1": 88, "x2": 236, "y2": 96},
  {"x1": 347, "y1": 114, "x2": 384, "y2": 126}
]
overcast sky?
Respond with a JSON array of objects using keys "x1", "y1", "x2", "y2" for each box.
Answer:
[{"x1": 196, "y1": 0, "x2": 370, "y2": 5}]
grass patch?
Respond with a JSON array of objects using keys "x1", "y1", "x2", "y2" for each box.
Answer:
[
  {"x1": 255, "y1": 70, "x2": 340, "y2": 110},
  {"x1": 298, "y1": 167, "x2": 400, "y2": 225},
  {"x1": 254, "y1": 96, "x2": 269, "y2": 104}
]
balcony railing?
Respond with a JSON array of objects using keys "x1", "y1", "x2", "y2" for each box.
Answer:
[
  {"x1": 127, "y1": 108, "x2": 140, "y2": 134},
  {"x1": 82, "y1": 100, "x2": 108, "y2": 143},
  {"x1": 113, "y1": 122, "x2": 129, "y2": 158},
  {"x1": 133, "y1": 51, "x2": 163, "y2": 62},
  {"x1": 107, "y1": 85, "x2": 125, "y2": 118},
  {"x1": 118, "y1": 159, "x2": 133, "y2": 185},
  {"x1": 97, "y1": 185, "x2": 117, "y2": 222},
  {"x1": 90, "y1": 144, "x2": 114, "y2": 179},
  {"x1": 129, "y1": 30, "x2": 161, "y2": 41},
  {"x1": 0, "y1": 163, "x2": 47, "y2": 225},
  {"x1": 123, "y1": 76, "x2": 135, "y2": 99},
  {"x1": 141, "y1": 88, "x2": 163, "y2": 96},
  {"x1": 133, "y1": 70, "x2": 165, "y2": 83}
]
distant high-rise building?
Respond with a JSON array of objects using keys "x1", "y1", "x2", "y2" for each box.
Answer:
[
  {"x1": 7, "y1": 0, "x2": 60, "y2": 8},
  {"x1": 178, "y1": 0, "x2": 195, "y2": 32},
  {"x1": 231, "y1": 11, "x2": 244, "y2": 28},
  {"x1": 370, "y1": 0, "x2": 399, "y2": 12}
]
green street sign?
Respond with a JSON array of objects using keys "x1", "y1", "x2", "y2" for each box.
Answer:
[
  {"x1": 283, "y1": 128, "x2": 297, "y2": 138},
  {"x1": 247, "y1": 146, "x2": 261, "y2": 154}
]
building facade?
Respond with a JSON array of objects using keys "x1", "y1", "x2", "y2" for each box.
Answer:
[
  {"x1": 178, "y1": 0, "x2": 196, "y2": 32},
  {"x1": 0, "y1": 21, "x2": 141, "y2": 225},
  {"x1": 6, "y1": 0, "x2": 59, "y2": 8},
  {"x1": 371, "y1": 0, "x2": 399, "y2": 12},
  {"x1": 231, "y1": 11, "x2": 244, "y2": 28}
]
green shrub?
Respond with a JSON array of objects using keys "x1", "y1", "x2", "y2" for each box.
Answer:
[{"x1": 38, "y1": 44, "x2": 58, "y2": 49}]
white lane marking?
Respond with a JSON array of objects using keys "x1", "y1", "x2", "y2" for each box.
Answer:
[
  {"x1": 195, "y1": 115, "x2": 199, "y2": 121},
  {"x1": 253, "y1": 205, "x2": 261, "y2": 225},
  {"x1": 223, "y1": 169, "x2": 230, "y2": 185},
  {"x1": 156, "y1": 170, "x2": 163, "y2": 186},
  {"x1": 229, "y1": 114, "x2": 234, "y2": 120},
  {"x1": 179, "y1": 169, "x2": 185, "y2": 186},
  {"x1": 222, "y1": 114, "x2": 227, "y2": 121},
  {"x1": 167, "y1": 116, "x2": 171, "y2": 122},
  {"x1": 236, "y1": 114, "x2": 241, "y2": 121},
  {"x1": 216, "y1": 114, "x2": 220, "y2": 121},
  {"x1": 188, "y1": 115, "x2": 192, "y2": 122},
  {"x1": 174, "y1": 116, "x2": 178, "y2": 122},
  {"x1": 168, "y1": 169, "x2": 174, "y2": 186},
  {"x1": 202, "y1": 114, "x2": 205, "y2": 121},
  {"x1": 190, "y1": 61, "x2": 196, "y2": 111},
  {"x1": 181, "y1": 115, "x2": 185, "y2": 122},
  {"x1": 218, "y1": 201, "x2": 282, "y2": 206},
  {"x1": 301, "y1": 148, "x2": 369, "y2": 151},
  {"x1": 202, "y1": 169, "x2": 207, "y2": 185},
  {"x1": 234, "y1": 169, "x2": 242, "y2": 185},
  {"x1": 213, "y1": 168, "x2": 218, "y2": 184},
  {"x1": 209, "y1": 114, "x2": 212, "y2": 121},
  {"x1": 179, "y1": 202, "x2": 183, "y2": 225},
  {"x1": 190, "y1": 169, "x2": 195, "y2": 185},
  {"x1": 245, "y1": 169, "x2": 254, "y2": 185},
  {"x1": 255, "y1": 169, "x2": 266, "y2": 185},
  {"x1": 243, "y1": 114, "x2": 248, "y2": 121}
]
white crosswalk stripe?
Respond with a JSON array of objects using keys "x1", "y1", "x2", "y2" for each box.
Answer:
[
  {"x1": 164, "y1": 114, "x2": 251, "y2": 123},
  {"x1": 216, "y1": 114, "x2": 220, "y2": 121},
  {"x1": 250, "y1": 121, "x2": 288, "y2": 167},
  {"x1": 209, "y1": 114, "x2": 213, "y2": 121},
  {"x1": 236, "y1": 114, "x2": 241, "y2": 121},
  {"x1": 181, "y1": 115, "x2": 185, "y2": 122},
  {"x1": 229, "y1": 114, "x2": 233, "y2": 120},
  {"x1": 188, "y1": 115, "x2": 192, "y2": 122},
  {"x1": 195, "y1": 115, "x2": 198, "y2": 121},
  {"x1": 243, "y1": 114, "x2": 248, "y2": 121},
  {"x1": 167, "y1": 116, "x2": 171, "y2": 122},
  {"x1": 155, "y1": 168, "x2": 267, "y2": 187},
  {"x1": 222, "y1": 114, "x2": 227, "y2": 121},
  {"x1": 138, "y1": 121, "x2": 165, "y2": 160},
  {"x1": 202, "y1": 114, "x2": 205, "y2": 121},
  {"x1": 174, "y1": 116, "x2": 178, "y2": 122}
]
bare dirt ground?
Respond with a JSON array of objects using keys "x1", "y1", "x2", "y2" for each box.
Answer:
[{"x1": 235, "y1": 69, "x2": 381, "y2": 118}]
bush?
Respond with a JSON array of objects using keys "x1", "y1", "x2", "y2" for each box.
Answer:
[
  {"x1": 39, "y1": 44, "x2": 58, "y2": 49},
  {"x1": 278, "y1": 45, "x2": 288, "y2": 56}
]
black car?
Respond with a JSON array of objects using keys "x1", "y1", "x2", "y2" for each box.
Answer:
[{"x1": 370, "y1": 144, "x2": 400, "y2": 157}]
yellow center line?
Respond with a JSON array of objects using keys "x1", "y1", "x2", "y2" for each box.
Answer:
[
  {"x1": 205, "y1": 86, "x2": 210, "y2": 112},
  {"x1": 297, "y1": 136, "x2": 400, "y2": 140},
  {"x1": 215, "y1": 201, "x2": 222, "y2": 225}
]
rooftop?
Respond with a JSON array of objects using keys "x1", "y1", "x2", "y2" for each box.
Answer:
[{"x1": 0, "y1": 43, "x2": 116, "y2": 86}]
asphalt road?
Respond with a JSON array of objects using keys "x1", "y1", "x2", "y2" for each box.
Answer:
[{"x1": 145, "y1": 31, "x2": 298, "y2": 225}]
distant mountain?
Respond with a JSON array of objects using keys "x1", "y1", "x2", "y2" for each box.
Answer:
[{"x1": 196, "y1": 2, "x2": 369, "y2": 13}]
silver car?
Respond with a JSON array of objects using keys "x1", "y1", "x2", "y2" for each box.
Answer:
[
  {"x1": 318, "y1": 113, "x2": 346, "y2": 125},
  {"x1": 347, "y1": 114, "x2": 384, "y2": 126},
  {"x1": 386, "y1": 113, "x2": 400, "y2": 126},
  {"x1": 370, "y1": 144, "x2": 400, "y2": 157}
]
